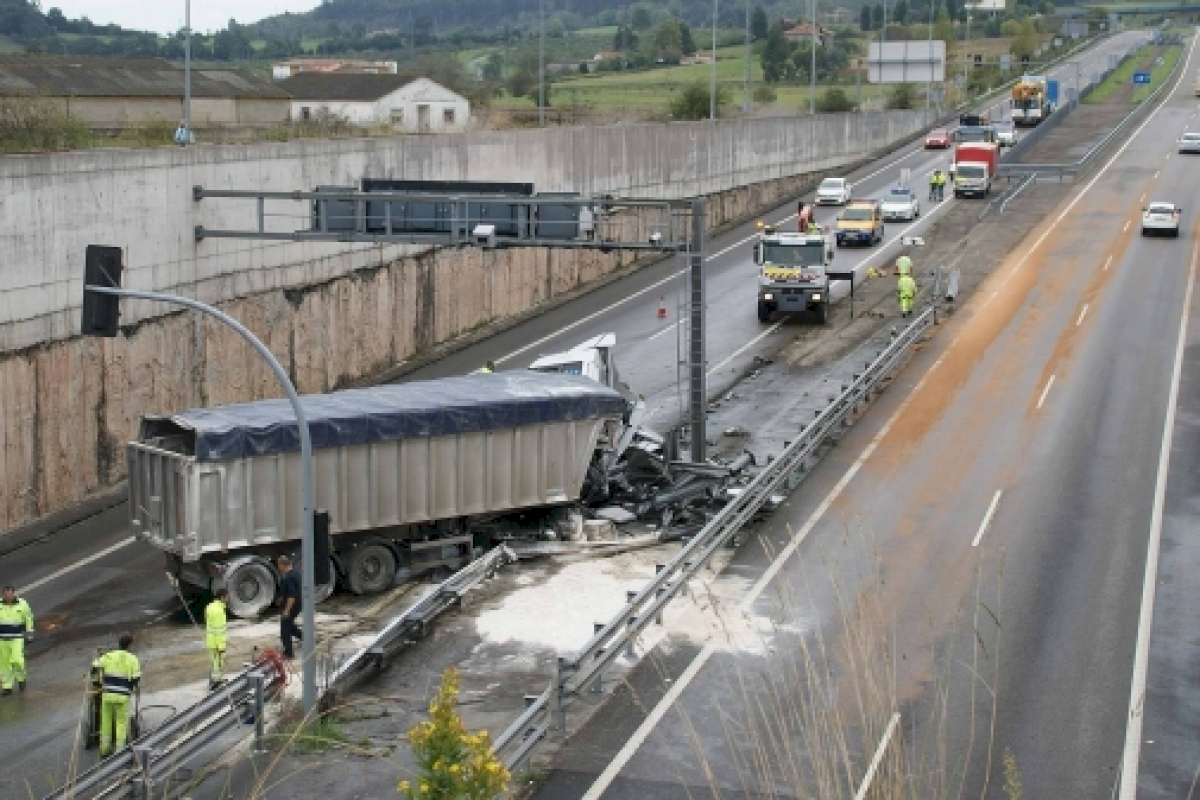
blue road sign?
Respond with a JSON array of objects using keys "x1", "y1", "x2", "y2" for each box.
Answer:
[{"x1": 1133, "y1": 71, "x2": 1151, "y2": 84}]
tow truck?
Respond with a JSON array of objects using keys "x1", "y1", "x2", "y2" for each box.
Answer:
[{"x1": 754, "y1": 222, "x2": 835, "y2": 324}]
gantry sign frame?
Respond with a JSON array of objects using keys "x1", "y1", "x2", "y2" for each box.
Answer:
[{"x1": 192, "y1": 185, "x2": 711, "y2": 462}]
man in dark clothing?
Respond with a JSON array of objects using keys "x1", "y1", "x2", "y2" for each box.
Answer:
[{"x1": 277, "y1": 556, "x2": 303, "y2": 659}]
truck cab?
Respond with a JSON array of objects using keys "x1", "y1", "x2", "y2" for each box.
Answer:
[
  {"x1": 953, "y1": 142, "x2": 1000, "y2": 198},
  {"x1": 753, "y1": 225, "x2": 834, "y2": 323},
  {"x1": 529, "y1": 333, "x2": 630, "y2": 397}
]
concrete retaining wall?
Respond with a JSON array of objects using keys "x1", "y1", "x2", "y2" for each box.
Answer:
[{"x1": 0, "y1": 110, "x2": 931, "y2": 354}]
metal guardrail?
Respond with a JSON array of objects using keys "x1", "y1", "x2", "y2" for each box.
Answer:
[
  {"x1": 45, "y1": 657, "x2": 286, "y2": 800},
  {"x1": 998, "y1": 32, "x2": 1181, "y2": 181},
  {"x1": 320, "y1": 545, "x2": 515, "y2": 708},
  {"x1": 492, "y1": 306, "x2": 936, "y2": 770}
]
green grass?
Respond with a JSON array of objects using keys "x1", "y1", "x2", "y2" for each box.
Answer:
[
  {"x1": 1134, "y1": 44, "x2": 1181, "y2": 101},
  {"x1": 1084, "y1": 49, "x2": 1143, "y2": 102}
]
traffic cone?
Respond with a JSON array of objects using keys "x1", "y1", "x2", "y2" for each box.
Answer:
[{"x1": 657, "y1": 296, "x2": 668, "y2": 319}]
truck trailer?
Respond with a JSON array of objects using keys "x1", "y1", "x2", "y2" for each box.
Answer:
[{"x1": 128, "y1": 371, "x2": 630, "y2": 616}]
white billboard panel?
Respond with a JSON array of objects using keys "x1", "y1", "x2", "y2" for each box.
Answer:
[{"x1": 868, "y1": 40, "x2": 947, "y2": 84}]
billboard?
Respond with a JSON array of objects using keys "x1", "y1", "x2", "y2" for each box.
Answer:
[{"x1": 868, "y1": 40, "x2": 947, "y2": 83}]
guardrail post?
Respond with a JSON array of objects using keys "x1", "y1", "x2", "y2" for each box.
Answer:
[
  {"x1": 591, "y1": 623, "x2": 605, "y2": 693},
  {"x1": 655, "y1": 565, "x2": 667, "y2": 625},
  {"x1": 625, "y1": 591, "x2": 639, "y2": 659},
  {"x1": 551, "y1": 657, "x2": 569, "y2": 730},
  {"x1": 515, "y1": 694, "x2": 541, "y2": 774},
  {"x1": 251, "y1": 673, "x2": 266, "y2": 753},
  {"x1": 132, "y1": 744, "x2": 153, "y2": 800}
]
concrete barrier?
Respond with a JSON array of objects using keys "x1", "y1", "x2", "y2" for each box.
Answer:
[{"x1": 0, "y1": 110, "x2": 935, "y2": 535}]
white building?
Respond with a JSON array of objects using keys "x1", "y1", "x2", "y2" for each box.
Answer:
[{"x1": 280, "y1": 74, "x2": 471, "y2": 131}]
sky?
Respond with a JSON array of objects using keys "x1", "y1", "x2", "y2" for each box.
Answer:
[{"x1": 45, "y1": 0, "x2": 324, "y2": 35}]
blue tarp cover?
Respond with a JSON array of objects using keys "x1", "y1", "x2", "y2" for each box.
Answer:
[{"x1": 144, "y1": 372, "x2": 626, "y2": 463}]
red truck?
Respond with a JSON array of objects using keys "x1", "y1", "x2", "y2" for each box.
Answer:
[{"x1": 952, "y1": 142, "x2": 1000, "y2": 198}]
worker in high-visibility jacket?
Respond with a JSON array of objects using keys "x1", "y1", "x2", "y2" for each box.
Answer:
[
  {"x1": 897, "y1": 273, "x2": 918, "y2": 318},
  {"x1": 205, "y1": 588, "x2": 228, "y2": 690},
  {"x1": 895, "y1": 254, "x2": 913, "y2": 277},
  {"x1": 96, "y1": 634, "x2": 141, "y2": 757},
  {"x1": 0, "y1": 585, "x2": 34, "y2": 695}
]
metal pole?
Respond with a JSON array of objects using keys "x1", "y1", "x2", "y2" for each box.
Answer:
[
  {"x1": 689, "y1": 198, "x2": 707, "y2": 462},
  {"x1": 962, "y1": 9, "x2": 971, "y2": 95},
  {"x1": 926, "y1": 0, "x2": 934, "y2": 109},
  {"x1": 539, "y1": 0, "x2": 545, "y2": 127},
  {"x1": 87, "y1": 287, "x2": 318, "y2": 715},
  {"x1": 184, "y1": 0, "x2": 191, "y2": 141},
  {"x1": 744, "y1": 0, "x2": 752, "y2": 112},
  {"x1": 711, "y1": 0, "x2": 719, "y2": 120},
  {"x1": 810, "y1": 0, "x2": 817, "y2": 113}
]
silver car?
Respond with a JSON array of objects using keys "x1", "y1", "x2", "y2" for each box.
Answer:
[
  {"x1": 1179, "y1": 132, "x2": 1200, "y2": 154},
  {"x1": 880, "y1": 186, "x2": 921, "y2": 221},
  {"x1": 994, "y1": 120, "x2": 1017, "y2": 147},
  {"x1": 1142, "y1": 202, "x2": 1181, "y2": 237}
]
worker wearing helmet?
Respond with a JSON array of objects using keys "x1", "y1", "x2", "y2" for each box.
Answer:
[
  {"x1": 895, "y1": 253, "x2": 913, "y2": 277},
  {"x1": 96, "y1": 633, "x2": 141, "y2": 757},
  {"x1": 0, "y1": 585, "x2": 33, "y2": 695}
]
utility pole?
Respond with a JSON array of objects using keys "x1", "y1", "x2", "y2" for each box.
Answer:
[
  {"x1": 926, "y1": 0, "x2": 935, "y2": 109},
  {"x1": 711, "y1": 0, "x2": 719, "y2": 120},
  {"x1": 183, "y1": 0, "x2": 191, "y2": 142},
  {"x1": 539, "y1": 0, "x2": 546, "y2": 127},
  {"x1": 962, "y1": 7, "x2": 971, "y2": 96},
  {"x1": 810, "y1": 0, "x2": 817, "y2": 113},
  {"x1": 744, "y1": 0, "x2": 752, "y2": 113}
]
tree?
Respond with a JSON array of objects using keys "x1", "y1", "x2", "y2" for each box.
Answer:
[
  {"x1": 761, "y1": 21, "x2": 792, "y2": 83},
  {"x1": 680, "y1": 21, "x2": 696, "y2": 55},
  {"x1": 649, "y1": 18, "x2": 684, "y2": 63},
  {"x1": 578, "y1": 61, "x2": 589, "y2": 74},
  {"x1": 669, "y1": 81, "x2": 731, "y2": 119},
  {"x1": 887, "y1": 82, "x2": 917, "y2": 108},
  {"x1": 751, "y1": 5, "x2": 770, "y2": 40},
  {"x1": 506, "y1": 68, "x2": 535, "y2": 98},
  {"x1": 397, "y1": 669, "x2": 508, "y2": 800},
  {"x1": 752, "y1": 84, "x2": 777, "y2": 104},
  {"x1": 631, "y1": 4, "x2": 653, "y2": 30},
  {"x1": 482, "y1": 52, "x2": 503, "y2": 82},
  {"x1": 1010, "y1": 18, "x2": 1038, "y2": 59},
  {"x1": 860, "y1": 5, "x2": 873, "y2": 30},
  {"x1": 893, "y1": 0, "x2": 909, "y2": 24},
  {"x1": 933, "y1": 8, "x2": 954, "y2": 42},
  {"x1": 817, "y1": 87, "x2": 854, "y2": 111},
  {"x1": 614, "y1": 24, "x2": 638, "y2": 52},
  {"x1": 872, "y1": 4, "x2": 885, "y2": 30}
]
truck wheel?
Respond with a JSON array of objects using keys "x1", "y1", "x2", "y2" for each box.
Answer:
[
  {"x1": 347, "y1": 542, "x2": 398, "y2": 595},
  {"x1": 225, "y1": 558, "x2": 277, "y2": 618},
  {"x1": 814, "y1": 304, "x2": 828, "y2": 324},
  {"x1": 757, "y1": 302, "x2": 773, "y2": 323}
]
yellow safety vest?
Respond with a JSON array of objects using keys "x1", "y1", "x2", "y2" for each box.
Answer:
[
  {"x1": 205, "y1": 599, "x2": 227, "y2": 646},
  {"x1": 98, "y1": 649, "x2": 141, "y2": 697},
  {"x1": 898, "y1": 275, "x2": 917, "y2": 300},
  {"x1": 0, "y1": 598, "x2": 33, "y2": 639}
]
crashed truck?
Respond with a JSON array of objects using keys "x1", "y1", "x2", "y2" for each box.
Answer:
[{"x1": 127, "y1": 337, "x2": 752, "y2": 617}]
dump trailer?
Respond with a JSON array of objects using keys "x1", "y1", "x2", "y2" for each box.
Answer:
[
  {"x1": 127, "y1": 372, "x2": 629, "y2": 617},
  {"x1": 1011, "y1": 76, "x2": 1052, "y2": 126}
]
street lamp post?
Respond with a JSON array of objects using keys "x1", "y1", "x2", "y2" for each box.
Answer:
[
  {"x1": 539, "y1": 0, "x2": 545, "y2": 127},
  {"x1": 744, "y1": 0, "x2": 752, "y2": 112},
  {"x1": 810, "y1": 0, "x2": 817, "y2": 113},
  {"x1": 85, "y1": 285, "x2": 319, "y2": 716},
  {"x1": 184, "y1": 0, "x2": 191, "y2": 141},
  {"x1": 711, "y1": 0, "x2": 719, "y2": 120}
]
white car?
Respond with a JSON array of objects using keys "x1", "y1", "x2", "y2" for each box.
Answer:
[
  {"x1": 1141, "y1": 202, "x2": 1181, "y2": 237},
  {"x1": 994, "y1": 120, "x2": 1017, "y2": 147},
  {"x1": 880, "y1": 186, "x2": 921, "y2": 221},
  {"x1": 816, "y1": 177, "x2": 852, "y2": 205},
  {"x1": 1178, "y1": 132, "x2": 1200, "y2": 154}
]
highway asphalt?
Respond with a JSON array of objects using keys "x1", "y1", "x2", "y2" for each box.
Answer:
[
  {"x1": 0, "y1": 32, "x2": 1144, "y2": 796},
  {"x1": 527, "y1": 31, "x2": 1199, "y2": 800}
]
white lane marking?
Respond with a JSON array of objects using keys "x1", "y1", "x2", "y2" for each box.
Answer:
[
  {"x1": 972, "y1": 491, "x2": 1003, "y2": 548},
  {"x1": 854, "y1": 713, "x2": 902, "y2": 800},
  {"x1": 646, "y1": 318, "x2": 683, "y2": 342},
  {"x1": 583, "y1": 308, "x2": 956, "y2": 800},
  {"x1": 1104, "y1": 255, "x2": 1114, "y2": 271},
  {"x1": 1036, "y1": 374, "x2": 1056, "y2": 410},
  {"x1": 706, "y1": 321, "x2": 785, "y2": 376},
  {"x1": 1141, "y1": 193, "x2": 1147, "y2": 203},
  {"x1": 1077, "y1": 304, "x2": 1089, "y2": 327},
  {"x1": 17, "y1": 536, "x2": 136, "y2": 596},
  {"x1": 1124, "y1": 220, "x2": 1132, "y2": 232},
  {"x1": 1118, "y1": 231, "x2": 1199, "y2": 800},
  {"x1": 1155, "y1": 170, "x2": 1161, "y2": 178}
]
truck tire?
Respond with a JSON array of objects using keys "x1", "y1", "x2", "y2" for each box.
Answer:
[
  {"x1": 225, "y1": 558, "x2": 277, "y2": 618},
  {"x1": 346, "y1": 542, "x2": 398, "y2": 595},
  {"x1": 757, "y1": 302, "x2": 773, "y2": 323},
  {"x1": 814, "y1": 303, "x2": 828, "y2": 324}
]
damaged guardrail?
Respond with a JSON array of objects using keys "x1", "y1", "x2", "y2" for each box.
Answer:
[
  {"x1": 45, "y1": 656, "x2": 287, "y2": 800},
  {"x1": 493, "y1": 306, "x2": 936, "y2": 771},
  {"x1": 320, "y1": 545, "x2": 515, "y2": 709}
]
